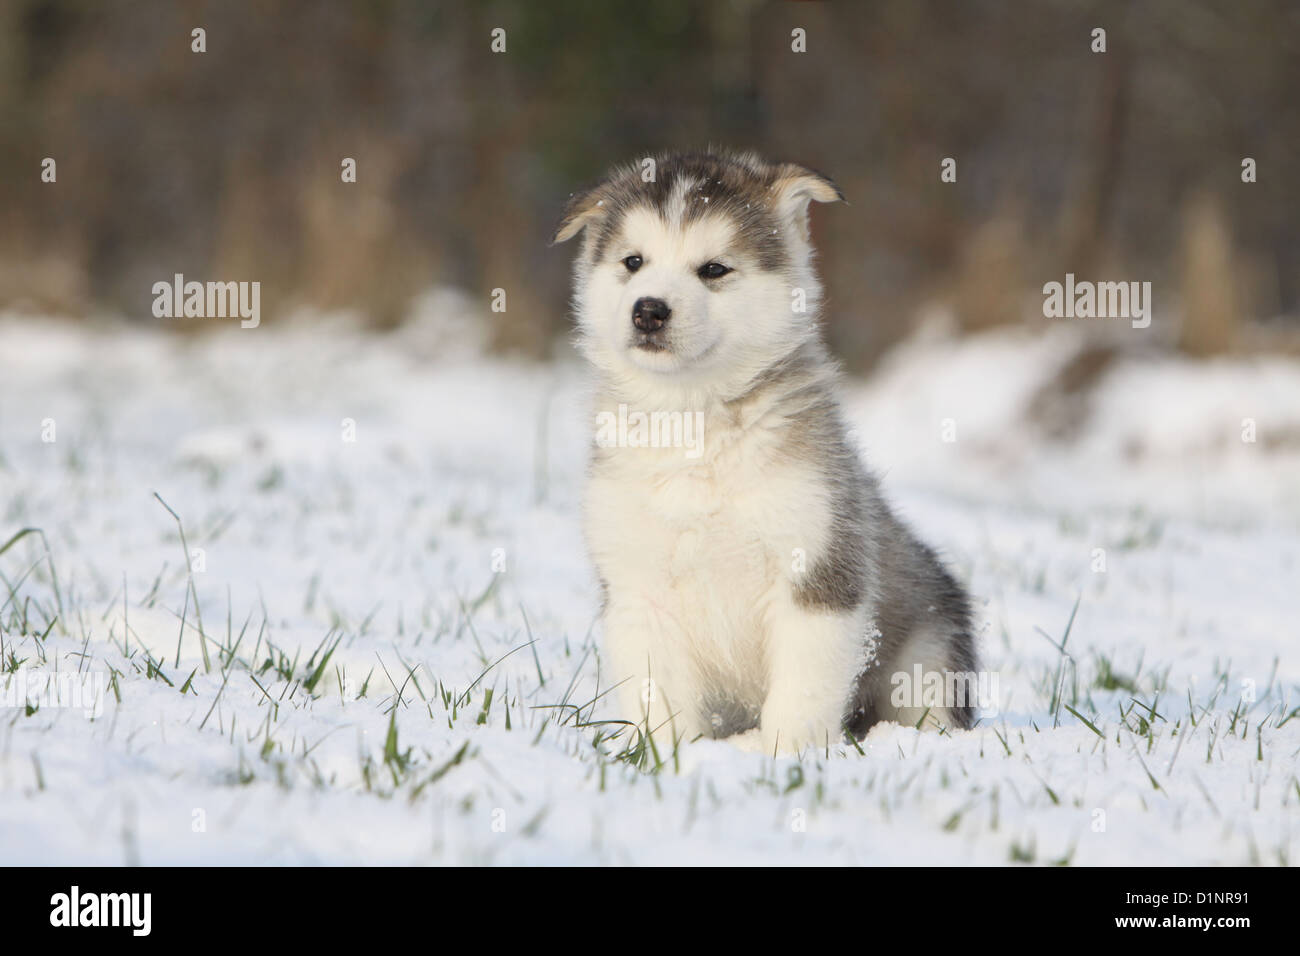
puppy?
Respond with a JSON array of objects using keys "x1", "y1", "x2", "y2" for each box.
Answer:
[{"x1": 553, "y1": 150, "x2": 979, "y2": 753}]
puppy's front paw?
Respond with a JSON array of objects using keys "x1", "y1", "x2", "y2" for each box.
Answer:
[
  {"x1": 759, "y1": 701, "x2": 840, "y2": 755},
  {"x1": 727, "y1": 728, "x2": 766, "y2": 753}
]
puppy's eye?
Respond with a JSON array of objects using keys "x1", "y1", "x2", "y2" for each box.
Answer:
[
  {"x1": 622, "y1": 255, "x2": 643, "y2": 273},
  {"x1": 698, "y1": 262, "x2": 732, "y2": 280}
]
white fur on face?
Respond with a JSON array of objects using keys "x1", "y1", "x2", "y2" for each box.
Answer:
[{"x1": 577, "y1": 196, "x2": 817, "y2": 400}]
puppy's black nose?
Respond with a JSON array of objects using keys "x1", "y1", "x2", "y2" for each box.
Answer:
[{"x1": 632, "y1": 297, "x2": 671, "y2": 332}]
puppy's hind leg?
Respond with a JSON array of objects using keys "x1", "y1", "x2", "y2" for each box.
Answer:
[{"x1": 877, "y1": 623, "x2": 981, "y2": 732}]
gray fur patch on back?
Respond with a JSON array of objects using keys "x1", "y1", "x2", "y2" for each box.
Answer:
[{"x1": 790, "y1": 425, "x2": 870, "y2": 612}]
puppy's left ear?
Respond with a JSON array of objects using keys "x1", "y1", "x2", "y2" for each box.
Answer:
[
  {"x1": 772, "y1": 164, "x2": 844, "y2": 238},
  {"x1": 550, "y1": 186, "x2": 608, "y2": 245}
]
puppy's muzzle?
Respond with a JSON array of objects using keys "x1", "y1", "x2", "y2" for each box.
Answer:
[{"x1": 632, "y1": 297, "x2": 671, "y2": 333}]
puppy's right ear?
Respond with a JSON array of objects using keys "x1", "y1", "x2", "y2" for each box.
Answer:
[
  {"x1": 771, "y1": 164, "x2": 844, "y2": 241},
  {"x1": 550, "y1": 187, "x2": 607, "y2": 245}
]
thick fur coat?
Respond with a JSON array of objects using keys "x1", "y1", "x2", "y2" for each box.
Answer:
[{"x1": 554, "y1": 150, "x2": 979, "y2": 753}]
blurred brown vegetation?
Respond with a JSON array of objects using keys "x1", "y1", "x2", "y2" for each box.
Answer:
[{"x1": 1, "y1": 0, "x2": 1297, "y2": 368}]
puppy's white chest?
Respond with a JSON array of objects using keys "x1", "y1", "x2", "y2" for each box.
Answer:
[{"x1": 589, "y1": 455, "x2": 777, "y2": 606}]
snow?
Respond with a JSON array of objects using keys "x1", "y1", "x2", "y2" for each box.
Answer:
[{"x1": 1, "y1": 304, "x2": 1297, "y2": 865}]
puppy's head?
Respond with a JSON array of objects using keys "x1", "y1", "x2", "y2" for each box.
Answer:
[{"x1": 552, "y1": 151, "x2": 842, "y2": 395}]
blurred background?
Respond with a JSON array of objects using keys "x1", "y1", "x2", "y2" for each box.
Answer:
[{"x1": 2, "y1": 0, "x2": 1298, "y2": 369}]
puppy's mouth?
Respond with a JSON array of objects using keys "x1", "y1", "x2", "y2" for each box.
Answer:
[
  {"x1": 631, "y1": 330, "x2": 671, "y2": 352},
  {"x1": 625, "y1": 332, "x2": 720, "y2": 372}
]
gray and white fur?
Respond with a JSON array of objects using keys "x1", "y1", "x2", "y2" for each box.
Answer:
[{"x1": 553, "y1": 150, "x2": 979, "y2": 753}]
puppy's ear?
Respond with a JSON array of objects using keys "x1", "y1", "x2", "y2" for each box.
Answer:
[
  {"x1": 550, "y1": 186, "x2": 608, "y2": 245},
  {"x1": 771, "y1": 164, "x2": 844, "y2": 238}
]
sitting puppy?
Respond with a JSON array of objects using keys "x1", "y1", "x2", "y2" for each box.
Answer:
[{"x1": 553, "y1": 150, "x2": 979, "y2": 753}]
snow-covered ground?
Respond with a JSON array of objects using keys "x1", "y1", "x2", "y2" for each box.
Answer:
[{"x1": 1, "y1": 299, "x2": 1298, "y2": 865}]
